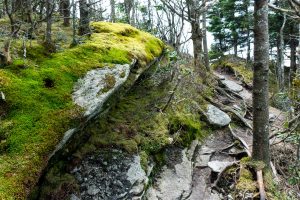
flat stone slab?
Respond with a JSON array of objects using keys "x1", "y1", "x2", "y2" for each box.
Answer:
[
  {"x1": 208, "y1": 161, "x2": 234, "y2": 173},
  {"x1": 221, "y1": 79, "x2": 243, "y2": 93},
  {"x1": 206, "y1": 104, "x2": 231, "y2": 127}
]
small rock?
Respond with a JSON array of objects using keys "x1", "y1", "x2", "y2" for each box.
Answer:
[
  {"x1": 70, "y1": 194, "x2": 81, "y2": 200},
  {"x1": 167, "y1": 137, "x2": 173, "y2": 144},
  {"x1": 208, "y1": 161, "x2": 234, "y2": 173},
  {"x1": 87, "y1": 185, "x2": 100, "y2": 196},
  {"x1": 221, "y1": 79, "x2": 243, "y2": 92},
  {"x1": 216, "y1": 74, "x2": 225, "y2": 80},
  {"x1": 0, "y1": 91, "x2": 5, "y2": 101},
  {"x1": 206, "y1": 104, "x2": 231, "y2": 127},
  {"x1": 269, "y1": 113, "x2": 276, "y2": 122}
]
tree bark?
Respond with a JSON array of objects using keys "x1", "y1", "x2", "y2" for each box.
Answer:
[
  {"x1": 124, "y1": 0, "x2": 133, "y2": 24},
  {"x1": 290, "y1": 24, "x2": 297, "y2": 84},
  {"x1": 277, "y1": 14, "x2": 286, "y2": 91},
  {"x1": 252, "y1": 0, "x2": 270, "y2": 170},
  {"x1": 131, "y1": 0, "x2": 135, "y2": 26},
  {"x1": 246, "y1": 3, "x2": 251, "y2": 62},
  {"x1": 110, "y1": 0, "x2": 115, "y2": 22},
  {"x1": 61, "y1": 0, "x2": 70, "y2": 26},
  {"x1": 79, "y1": 0, "x2": 90, "y2": 36},
  {"x1": 45, "y1": 0, "x2": 53, "y2": 48},
  {"x1": 202, "y1": 8, "x2": 210, "y2": 71},
  {"x1": 191, "y1": 22, "x2": 203, "y2": 70}
]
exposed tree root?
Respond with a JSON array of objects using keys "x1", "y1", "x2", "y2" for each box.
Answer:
[{"x1": 228, "y1": 124, "x2": 267, "y2": 200}]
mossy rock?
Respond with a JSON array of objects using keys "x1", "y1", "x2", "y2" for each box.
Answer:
[
  {"x1": 0, "y1": 21, "x2": 164, "y2": 199},
  {"x1": 236, "y1": 167, "x2": 256, "y2": 192}
]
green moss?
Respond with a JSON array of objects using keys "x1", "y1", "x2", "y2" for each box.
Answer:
[
  {"x1": 140, "y1": 151, "x2": 149, "y2": 172},
  {"x1": 0, "y1": 22, "x2": 164, "y2": 199},
  {"x1": 38, "y1": 163, "x2": 78, "y2": 200},
  {"x1": 236, "y1": 168, "x2": 256, "y2": 192},
  {"x1": 169, "y1": 112, "x2": 208, "y2": 147}
]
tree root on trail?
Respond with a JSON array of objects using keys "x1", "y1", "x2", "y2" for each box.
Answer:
[{"x1": 228, "y1": 124, "x2": 267, "y2": 200}]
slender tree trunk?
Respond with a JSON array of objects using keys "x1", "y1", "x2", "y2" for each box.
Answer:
[
  {"x1": 191, "y1": 21, "x2": 205, "y2": 77},
  {"x1": 202, "y1": 9, "x2": 210, "y2": 71},
  {"x1": 45, "y1": 0, "x2": 53, "y2": 47},
  {"x1": 110, "y1": 0, "x2": 115, "y2": 22},
  {"x1": 61, "y1": 0, "x2": 70, "y2": 26},
  {"x1": 277, "y1": 14, "x2": 286, "y2": 91},
  {"x1": 290, "y1": 25, "x2": 297, "y2": 84},
  {"x1": 72, "y1": 0, "x2": 77, "y2": 45},
  {"x1": 79, "y1": 0, "x2": 90, "y2": 36},
  {"x1": 247, "y1": 30, "x2": 251, "y2": 62},
  {"x1": 252, "y1": 0, "x2": 270, "y2": 169},
  {"x1": 131, "y1": 0, "x2": 135, "y2": 26},
  {"x1": 147, "y1": 0, "x2": 152, "y2": 31},
  {"x1": 246, "y1": 4, "x2": 251, "y2": 62},
  {"x1": 124, "y1": 0, "x2": 132, "y2": 24},
  {"x1": 233, "y1": 33, "x2": 238, "y2": 56}
]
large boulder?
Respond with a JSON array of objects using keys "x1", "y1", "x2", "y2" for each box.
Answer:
[{"x1": 206, "y1": 104, "x2": 231, "y2": 127}]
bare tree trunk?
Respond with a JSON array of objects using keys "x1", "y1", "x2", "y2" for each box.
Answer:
[
  {"x1": 79, "y1": 0, "x2": 90, "y2": 36},
  {"x1": 4, "y1": 0, "x2": 19, "y2": 37},
  {"x1": 72, "y1": 0, "x2": 77, "y2": 45},
  {"x1": 61, "y1": 0, "x2": 70, "y2": 26},
  {"x1": 277, "y1": 14, "x2": 286, "y2": 91},
  {"x1": 110, "y1": 0, "x2": 115, "y2": 22},
  {"x1": 131, "y1": 0, "x2": 135, "y2": 26},
  {"x1": 233, "y1": 33, "x2": 238, "y2": 56},
  {"x1": 124, "y1": 0, "x2": 133, "y2": 24},
  {"x1": 252, "y1": 0, "x2": 270, "y2": 169},
  {"x1": 290, "y1": 25, "x2": 297, "y2": 84},
  {"x1": 147, "y1": 0, "x2": 152, "y2": 31},
  {"x1": 45, "y1": 0, "x2": 53, "y2": 50},
  {"x1": 202, "y1": 9, "x2": 210, "y2": 71},
  {"x1": 191, "y1": 21, "x2": 205, "y2": 77},
  {"x1": 187, "y1": 0, "x2": 206, "y2": 78},
  {"x1": 246, "y1": 4, "x2": 251, "y2": 62}
]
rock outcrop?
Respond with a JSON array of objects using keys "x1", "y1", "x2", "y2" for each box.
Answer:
[{"x1": 73, "y1": 62, "x2": 132, "y2": 116}]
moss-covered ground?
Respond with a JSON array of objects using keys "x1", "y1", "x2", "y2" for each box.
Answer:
[{"x1": 0, "y1": 22, "x2": 164, "y2": 199}]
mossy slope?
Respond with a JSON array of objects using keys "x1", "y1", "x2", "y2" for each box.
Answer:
[{"x1": 0, "y1": 22, "x2": 164, "y2": 199}]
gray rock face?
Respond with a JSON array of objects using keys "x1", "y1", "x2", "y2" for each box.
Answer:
[
  {"x1": 145, "y1": 145, "x2": 195, "y2": 200},
  {"x1": 72, "y1": 63, "x2": 131, "y2": 116},
  {"x1": 221, "y1": 79, "x2": 243, "y2": 92},
  {"x1": 206, "y1": 104, "x2": 231, "y2": 127},
  {"x1": 71, "y1": 149, "x2": 148, "y2": 200},
  {"x1": 208, "y1": 161, "x2": 234, "y2": 173}
]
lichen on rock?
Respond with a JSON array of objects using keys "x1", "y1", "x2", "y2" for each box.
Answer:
[{"x1": 72, "y1": 62, "x2": 131, "y2": 116}]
